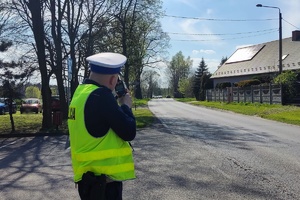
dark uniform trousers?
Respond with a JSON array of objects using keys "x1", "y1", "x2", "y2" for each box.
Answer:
[{"x1": 77, "y1": 172, "x2": 123, "y2": 200}]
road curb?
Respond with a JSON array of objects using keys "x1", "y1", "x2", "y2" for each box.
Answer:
[{"x1": 0, "y1": 132, "x2": 68, "y2": 138}]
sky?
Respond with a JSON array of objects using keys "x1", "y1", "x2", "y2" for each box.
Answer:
[
  {"x1": 2, "y1": 0, "x2": 300, "y2": 87},
  {"x1": 158, "y1": 0, "x2": 300, "y2": 85}
]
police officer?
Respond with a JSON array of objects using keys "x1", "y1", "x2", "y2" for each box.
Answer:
[{"x1": 68, "y1": 52, "x2": 136, "y2": 200}]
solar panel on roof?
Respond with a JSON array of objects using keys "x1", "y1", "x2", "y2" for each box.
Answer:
[{"x1": 226, "y1": 44, "x2": 265, "y2": 64}]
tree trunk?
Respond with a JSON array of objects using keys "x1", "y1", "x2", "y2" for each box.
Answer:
[
  {"x1": 135, "y1": 81, "x2": 142, "y2": 99},
  {"x1": 50, "y1": 0, "x2": 68, "y2": 119},
  {"x1": 28, "y1": 0, "x2": 52, "y2": 129}
]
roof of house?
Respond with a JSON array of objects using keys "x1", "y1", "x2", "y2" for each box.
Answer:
[{"x1": 211, "y1": 37, "x2": 300, "y2": 79}]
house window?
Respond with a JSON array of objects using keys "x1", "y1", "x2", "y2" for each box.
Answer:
[
  {"x1": 287, "y1": 64, "x2": 290, "y2": 67},
  {"x1": 244, "y1": 69, "x2": 246, "y2": 72},
  {"x1": 283, "y1": 64, "x2": 285, "y2": 68},
  {"x1": 293, "y1": 63, "x2": 295, "y2": 66},
  {"x1": 259, "y1": 67, "x2": 262, "y2": 70},
  {"x1": 268, "y1": 66, "x2": 270, "y2": 69},
  {"x1": 237, "y1": 70, "x2": 239, "y2": 73}
]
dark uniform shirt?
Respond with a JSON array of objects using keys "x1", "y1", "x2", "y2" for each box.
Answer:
[{"x1": 83, "y1": 79, "x2": 136, "y2": 141}]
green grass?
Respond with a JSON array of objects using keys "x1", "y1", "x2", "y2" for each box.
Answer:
[
  {"x1": 133, "y1": 108, "x2": 154, "y2": 128},
  {"x1": 133, "y1": 98, "x2": 150, "y2": 107},
  {"x1": 132, "y1": 98, "x2": 154, "y2": 128},
  {"x1": 176, "y1": 98, "x2": 300, "y2": 126},
  {"x1": 0, "y1": 99, "x2": 154, "y2": 135},
  {"x1": 1, "y1": 112, "x2": 45, "y2": 134},
  {"x1": 0, "y1": 111, "x2": 68, "y2": 134}
]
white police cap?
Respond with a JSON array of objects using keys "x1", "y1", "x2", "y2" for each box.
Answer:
[{"x1": 86, "y1": 52, "x2": 127, "y2": 74}]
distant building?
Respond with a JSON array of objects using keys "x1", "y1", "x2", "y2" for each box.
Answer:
[{"x1": 211, "y1": 30, "x2": 300, "y2": 87}]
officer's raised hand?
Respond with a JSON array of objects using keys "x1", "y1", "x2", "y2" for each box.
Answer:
[{"x1": 118, "y1": 92, "x2": 132, "y2": 108}]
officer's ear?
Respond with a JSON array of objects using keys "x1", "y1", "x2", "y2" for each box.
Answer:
[{"x1": 108, "y1": 74, "x2": 118, "y2": 87}]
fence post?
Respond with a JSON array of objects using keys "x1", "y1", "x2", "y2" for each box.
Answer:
[
  {"x1": 280, "y1": 84, "x2": 283, "y2": 105},
  {"x1": 251, "y1": 85, "x2": 254, "y2": 103},
  {"x1": 206, "y1": 90, "x2": 208, "y2": 102},
  {"x1": 270, "y1": 83, "x2": 273, "y2": 104},
  {"x1": 237, "y1": 87, "x2": 240, "y2": 103},
  {"x1": 213, "y1": 90, "x2": 216, "y2": 101},
  {"x1": 260, "y1": 84, "x2": 262, "y2": 103}
]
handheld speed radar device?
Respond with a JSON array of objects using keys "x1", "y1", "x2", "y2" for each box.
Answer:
[{"x1": 115, "y1": 75, "x2": 127, "y2": 97}]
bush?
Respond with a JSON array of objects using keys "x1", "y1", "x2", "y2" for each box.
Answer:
[
  {"x1": 273, "y1": 71, "x2": 298, "y2": 104},
  {"x1": 215, "y1": 82, "x2": 232, "y2": 89},
  {"x1": 236, "y1": 79, "x2": 261, "y2": 88}
]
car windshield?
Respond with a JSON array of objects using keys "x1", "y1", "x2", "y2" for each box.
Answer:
[
  {"x1": 0, "y1": 98, "x2": 4, "y2": 103},
  {"x1": 25, "y1": 99, "x2": 39, "y2": 104}
]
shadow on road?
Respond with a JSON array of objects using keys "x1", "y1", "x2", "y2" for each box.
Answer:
[
  {"x1": 0, "y1": 136, "x2": 77, "y2": 199},
  {"x1": 156, "y1": 116, "x2": 284, "y2": 151}
]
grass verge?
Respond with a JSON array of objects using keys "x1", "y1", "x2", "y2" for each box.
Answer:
[
  {"x1": 176, "y1": 98, "x2": 300, "y2": 126},
  {"x1": 133, "y1": 98, "x2": 154, "y2": 128},
  {"x1": 0, "y1": 98, "x2": 154, "y2": 135}
]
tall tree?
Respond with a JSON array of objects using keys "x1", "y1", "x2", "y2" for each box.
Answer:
[
  {"x1": 15, "y1": 0, "x2": 52, "y2": 129},
  {"x1": 79, "y1": 0, "x2": 112, "y2": 79},
  {"x1": 193, "y1": 58, "x2": 207, "y2": 100},
  {"x1": 199, "y1": 72, "x2": 213, "y2": 101},
  {"x1": 218, "y1": 56, "x2": 227, "y2": 68},
  {"x1": 127, "y1": 0, "x2": 168, "y2": 99},
  {"x1": 43, "y1": 0, "x2": 69, "y2": 118},
  {"x1": 179, "y1": 76, "x2": 194, "y2": 98},
  {"x1": 141, "y1": 69, "x2": 160, "y2": 98},
  {"x1": 112, "y1": 0, "x2": 137, "y2": 87},
  {"x1": 167, "y1": 51, "x2": 192, "y2": 97},
  {"x1": 112, "y1": 0, "x2": 168, "y2": 99}
]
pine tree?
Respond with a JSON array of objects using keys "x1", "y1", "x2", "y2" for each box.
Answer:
[
  {"x1": 193, "y1": 58, "x2": 208, "y2": 100},
  {"x1": 218, "y1": 56, "x2": 228, "y2": 68}
]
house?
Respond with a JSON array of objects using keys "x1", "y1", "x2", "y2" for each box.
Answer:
[{"x1": 211, "y1": 30, "x2": 300, "y2": 87}]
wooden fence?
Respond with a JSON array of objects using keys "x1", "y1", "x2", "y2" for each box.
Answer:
[{"x1": 206, "y1": 84, "x2": 282, "y2": 104}]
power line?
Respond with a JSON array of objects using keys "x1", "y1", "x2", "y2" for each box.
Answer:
[
  {"x1": 163, "y1": 14, "x2": 277, "y2": 21},
  {"x1": 171, "y1": 30, "x2": 278, "y2": 42},
  {"x1": 282, "y1": 18, "x2": 300, "y2": 29},
  {"x1": 165, "y1": 28, "x2": 278, "y2": 36}
]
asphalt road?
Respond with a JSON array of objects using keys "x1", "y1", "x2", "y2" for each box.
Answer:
[
  {"x1": 139, "y1": 98, "x2": 300, "y2": 200},
  {"x1": 1, "y1": 98, "x2": 300, "y2": 199}
]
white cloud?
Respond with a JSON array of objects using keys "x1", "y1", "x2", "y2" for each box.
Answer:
[
  {"x1": 178, "y1": 19, "x2": 223, "y2": 45},
  {"x1": 179, "y1": 19, "x2": 198, "y2": 33},
  {"x1": 206, "y1": 9, "x2": 213, "y2": 15},
  {"x1": 192, "y1": 49, "x2": 216, "y2": 55}
]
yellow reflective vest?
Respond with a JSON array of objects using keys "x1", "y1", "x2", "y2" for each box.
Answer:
[{"x1": 68, "y1": 84, "x2": 135, "y2": 182}]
